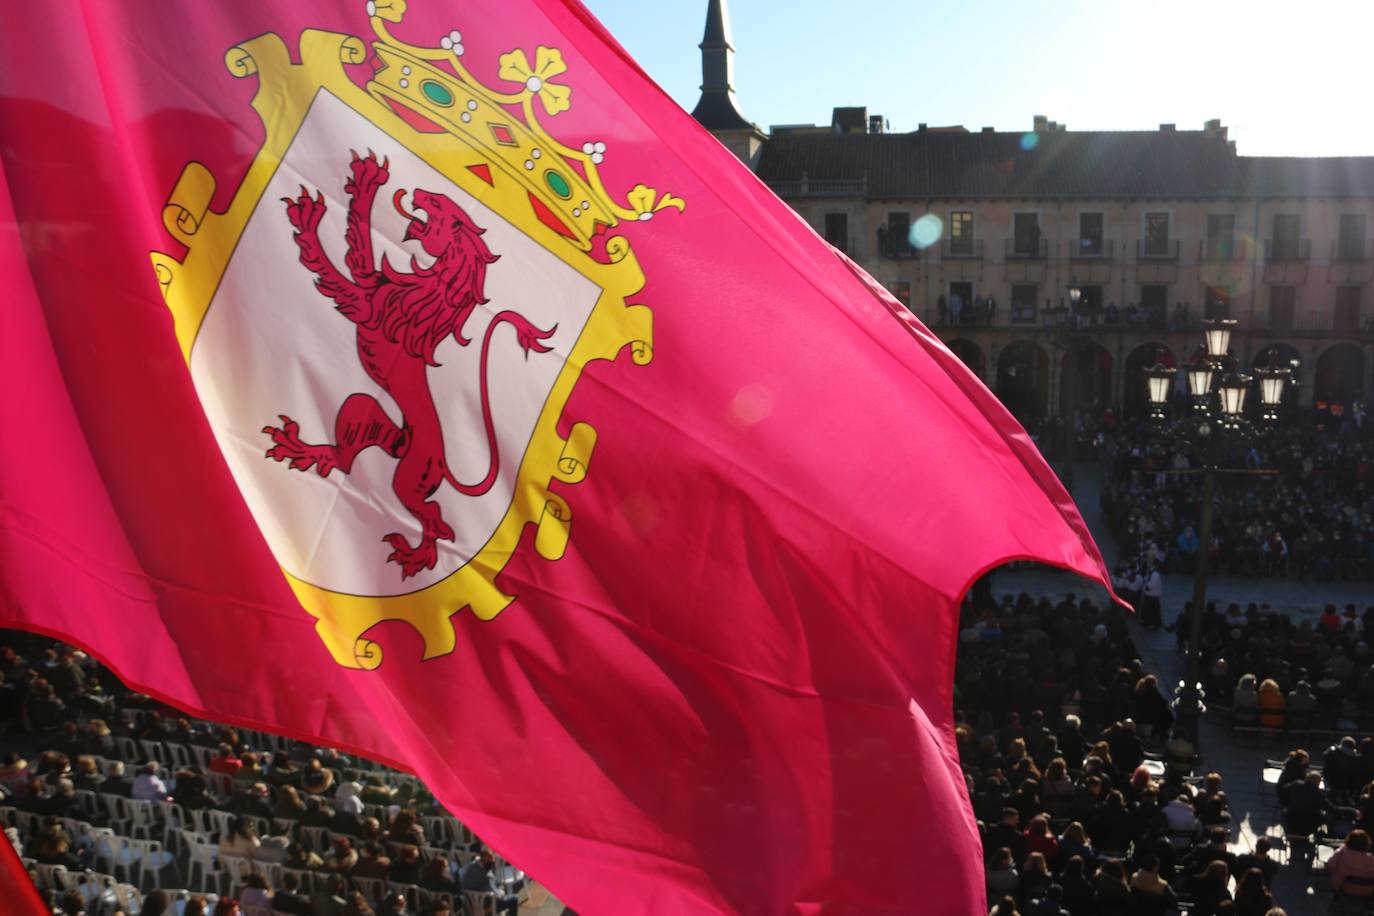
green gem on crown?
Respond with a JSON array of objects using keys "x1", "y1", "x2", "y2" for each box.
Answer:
[
  {"x1": 544, "y1": 170, "x2": 572, "y2": 199},
  {"x1": 420, "y1": 80, "x2": 454, "y2": 107}
]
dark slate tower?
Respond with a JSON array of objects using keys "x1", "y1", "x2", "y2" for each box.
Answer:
[{"x1": 690, "y1": 0, "x2": 767, "y2": 168}]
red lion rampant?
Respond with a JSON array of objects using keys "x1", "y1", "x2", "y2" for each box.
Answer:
[{"x1": 264, "y1": 151, "x2": 556, "y2": 578}]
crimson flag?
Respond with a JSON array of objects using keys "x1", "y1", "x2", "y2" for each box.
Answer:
[{"x1": 0, "y1": 1, "x2": 1113, "y2": 912}]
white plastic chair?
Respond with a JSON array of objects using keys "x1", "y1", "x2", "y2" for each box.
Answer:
[
  {"x1": 114, "y1": 882, "x2": 144, "y2": 913},
  {"x1": 465, "y1": 890, "x2": 498, "y2": 916},
  {"x1": 217, "y1": 852, "x2": 254, "y2": 896},
  {"x1": 353, "y1": 875, "x2": 387, "y2": 906},
  {"x1": 29, "y1": 861, "x2": 68, "y2": 891},
  {"x1": 186, "y1": 841, "x2": 221, "y2": 894},
  {"x1": 165, "y1": 742, "x2": 193, "y2": 770}
]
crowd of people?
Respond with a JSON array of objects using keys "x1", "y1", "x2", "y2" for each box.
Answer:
[
  {"x1": 0, "y1": 631, "x2": 526, "y2": 916},
  {"x1": 956, "y1": 588, "x2": 1297, "y2": 916},
  {"x1": 1098, "y1": 400, "x2": 1373, "y2": 584}
]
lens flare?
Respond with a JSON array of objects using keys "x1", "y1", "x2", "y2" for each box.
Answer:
[
  {"x1": 910, "y1": 213, "x2": 943, "y2": 250},
  {"x1": 1019, "y1": 133, "x2": 1039, "y2": 151}
]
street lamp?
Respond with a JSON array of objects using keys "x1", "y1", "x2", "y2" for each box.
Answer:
[
  {"x1": 1058, "y1": 281, "x2": 1085, "y2": 492},
  {"x1": 1143, "y1": 322, "x2": 1291, "y2": 777}
]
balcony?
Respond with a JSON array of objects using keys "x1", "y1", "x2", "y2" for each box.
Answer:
[
  {"x1": 1070, "y1": 238, "x2": 1114, "y2": 260},
  {"x1": 1200, "y1": 238, "x2": 1245, "y2": 261},
  {"x1": 941, "y1": 238, "x2": 984, "y2": 260},
  {"x1": 765, "y1": 175, "x2": 867, "y2": 199},
  {"x1": 1005, "y1": 238, "x2": 1048, "y2": 260},
  {"x1": 876, "y1": 233, "x2": 918, "y2": 260},
  {"x1": 1332, "y1": 238, "x2": 1374, "y2": 261},
  {"x1": 1137, "y1": 239, "x2": 1180, "y2": 261},
  {"x1": 1263, "y1": 238, "x2": 1311, "y2": 261}
]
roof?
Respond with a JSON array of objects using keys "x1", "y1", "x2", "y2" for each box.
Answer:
[
  {"x1": 691, "y1": 92, "x2": 755, "y2": 132},
  {"x1": 754, "y1": 128, "x2": 1374, "y2": 199}
]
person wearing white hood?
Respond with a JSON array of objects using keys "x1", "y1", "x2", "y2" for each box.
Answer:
[{"x1": 334, "y1": 780, "x2": 365, "y2": 816}]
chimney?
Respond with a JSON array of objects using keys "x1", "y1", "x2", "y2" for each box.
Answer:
[
  {"x1": 918, "y1": 122, "x2": 928, "y2": 132},
  {"x1": 1204, "y1": 119, "x2": 1228, "y2": 141},
  {"x1": 1159, "y1": 123, "x2": 1176, "y2": 132},
  {"x1": 1033, "y1": 114, "x2": 1048, "y2": 132},
  {"x1": 868, "y1": 114, "x2": 884, "y2": 134},
  {"x1": 981, "y1": 126, "x2": 994, "y2": 134}
]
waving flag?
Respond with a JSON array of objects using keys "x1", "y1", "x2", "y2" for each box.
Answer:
[{"x1": 0, "y1": 1, "x2": 1113, "y2": 912}]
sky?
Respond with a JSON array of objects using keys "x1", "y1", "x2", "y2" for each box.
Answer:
[{"x1": 581, "y1": 0, "x2": 1374, "y2": 158}]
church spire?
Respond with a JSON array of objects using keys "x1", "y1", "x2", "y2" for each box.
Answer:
[{"x1": 691, "y1": 0, "x2": 753, "y2": 131}]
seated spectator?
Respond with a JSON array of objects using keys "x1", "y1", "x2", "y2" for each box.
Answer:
[
  {"x1": 1199, "y1": 793, "x2": 1231, "y2": 834},
  {"x1": 283, "y1": 840, "x2": 323, "y2": 871},
  {"x1": 270, "y1": 872, "x2": 311, "y2": 915},
  {"x1": 419, "y1": 857, "x2": 457, "y2": 893},
  {"x1": 1091, "y1": 790, "x2": 1135, "y2": 853},
  {"x1": 1162, "y1": 792, "x2": 1199, "y2": 849},
  {"x1": 1278, "y1": 749, "x2": 1309, "y2": 789},
  {"x1": 1257, "y1": 679, "x2": 1285, "y2": 729},
  {"x1": 300, "y1": 758, "x2": 335, "y2": 796},
  {"x1": 219, "y1": 815, "x2": 261, "y2": 859},
  {"x1": 228, "y1": 781, "x2": 274, "y2": 820},
  {"x1": 1020, "y1": 851, "x2": 1052, "y2": 900},
  {"x1": 1041, "y1": 759, "x2": 1075, "y2": 816},
  {"x1": 1132, "y1": 815, "x2": 1177, "y2": 882},
  {"x1": 1329, "y1": 828, "x2": 1374, "y2": 898},
  {"x1": 235, "y1": 751, "x2": 265, "y2": 784},
  {"x1": 240, "y1": 874, "x2": 273, "y2": 910},
  {"x1": 27, "y1": 816, "x2": 80, "y2": 868},
  {"x1": 1234, "y1": 837, "x2": 1278, "y2": 888},
  {"x1": 0, "y1": 753, "x2": 29, "y2": 794},
  {"x1": 1233, "y1": 867, "x2": 1273, "y2": 916},
  {"x1": 208, "y1": 743, "x2": 243, "y2": 776},
  {"x1": 324, "y1": 836, "x2": 358, "y2": 873},
  {"x1": 1281, "y1": 770, "x2": 1346, "y2": 836},
  {"x1": 388, "y1": 843, "x2": 422, "y2": 884},
  {"x1": 1133, "y1": 676, "x2": 1173, "y2": 739},
  {"x1": 300, "y1": 795, "x2": 335, "y2": 829},
  {"x1": 1090, "y1": 858, "x2": 1131, "y2": 916},
  {"x1": 352, "y1": 840, "x2": 391, "y2": 879},
  {"x1": 1286, "y1": 681, "x2": 1317, "y2": 728},
  {"x1": 360, "y1": 775, "x2": 395, "y2": 806},
  {"x1": 266, "y1": 750, "x2": 298, "y2": 787},
  {"x1": 1326, "y1": 737, "x2": 1365, "y2": 800},
  {"x1": 274, "y1": 784, "x2": 307, "y2": 821},
  {"x1": 1233, "y1": 674, "x2": 1259, "y2": 722},
  {"x1": 1057, "y1": 856, "x2": 1093, "y2": 916},
  {"x1": 70, "y1": 756, "x2": 102, "y2": 792},
  {"x1": 460, "y1": 849, "x2": 521, "y2": 916},
  {"x1": 387, "y1": 807, "x2": 426, "y2": 847},
  {"x1": 1128, "y1": 855, "x2": 1176, "y2": 915},
  {"x1": 1023, "y1": 815, "x2": 1058, "y2": 866},
  {"x1": 309, "y1": 876, "x2": 348, "y2": 916},
  {"x1": 1183, "y1": 827, "x2": 1235, "y2": 888},
  {"x1": 1191, "y1": 860, "x2": 1233, "y2": 916},
  {"x1": 102, "y1": 761, "x2": 133, "y2": 798},
  {"x1": 173, "y1": 767, "x2": 212, "y2": 810},
  {"x1": 1022, "y1": 884, "x2": 1071, "y2": 916},
  {"x1": 988, "y1": 897, "x2": 1018, "y2": 916},
  {"x1": 986, "y1": 808, "x2": 1027, "y2": 865},
  {"x1": 131, "y1": 761, "x2": 168, "y2": 801}
]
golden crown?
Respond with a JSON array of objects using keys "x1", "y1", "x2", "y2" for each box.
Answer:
[{"x1": 363, "y1": 1, "x2": 683, "y2": 252}]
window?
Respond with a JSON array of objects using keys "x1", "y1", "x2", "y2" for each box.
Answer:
[
  {"x1": 1206, "y1": 214, "x2": 1235, "y2": 259},
  {"x1": 1335, "y1": 286, "x2": 1362, "y2": 331},
  {"x1": 1272, "y1": 214, "x2": 1300, "y2": 259},
  {"x1": 1204, "y1": 286, "x2": 1231, "y2": 320},
  {"x1": 1011, "y1": 284, "x2": 1038, "y2": 323},
  {"x1": 886, "y1": 280, "x2": 911, "y2": 310},
  {"x1": 1338, "y1": 214, "x2": 1367, "y2": 260},
  {"x1": 1140, "y1": 284, "x2": 1167, "y2": 325},
  {"x1": 882, "y1": 212, "x2": 911, "y2": 258},
  {"x1": 823, "y1": 213, "x2": 849, "y2": 253},
  {"x1": 1078, "y1": 213, "x2": 1104, "y2": 255},
  {"x1": 949, "y1": 211, "x2": 974, "y2": 255},
  {"x1": 1269, "y1": 286, "x2": 1295, "y2": 329},
  {"x1": 1013, "y1": 212, "x2": 1041, "y2": 256},
  {"x1": 1143, "y1": 212, "x2": 1170, "y2": 255}
]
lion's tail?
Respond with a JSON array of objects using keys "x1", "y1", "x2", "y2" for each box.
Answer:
[{"x1": 444, "y1": 310, "x2": 558, "y2": 497}]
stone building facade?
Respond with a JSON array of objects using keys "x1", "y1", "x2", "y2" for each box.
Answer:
[{"x1": 690, "y1": 2, "x2": 1374, "y2": 420}]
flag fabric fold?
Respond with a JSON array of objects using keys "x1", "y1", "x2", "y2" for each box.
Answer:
[{"x1": 0, "y1": 1, "x2": 1113, "y2": 912}]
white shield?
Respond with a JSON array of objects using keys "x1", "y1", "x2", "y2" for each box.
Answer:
[{"x1": 191, "y1": 89, "x2": 602, "y2": 596}]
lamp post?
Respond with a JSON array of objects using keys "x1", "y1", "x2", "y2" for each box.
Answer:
[
  {"x1": 1058, "y1": 282, "x2": 1084, "y2": 491},
  {"x1": 1143, "y1": 324, "x2": 1291, "y2": 776}
]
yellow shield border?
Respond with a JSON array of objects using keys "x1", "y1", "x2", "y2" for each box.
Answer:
[{"x1": 151, "y1": 13, "x2": 681, "y2": 669}]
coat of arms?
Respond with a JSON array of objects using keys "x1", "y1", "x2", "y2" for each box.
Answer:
[{"x1": 151, "y1": 1, "x2": 682, "y2": 669}]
